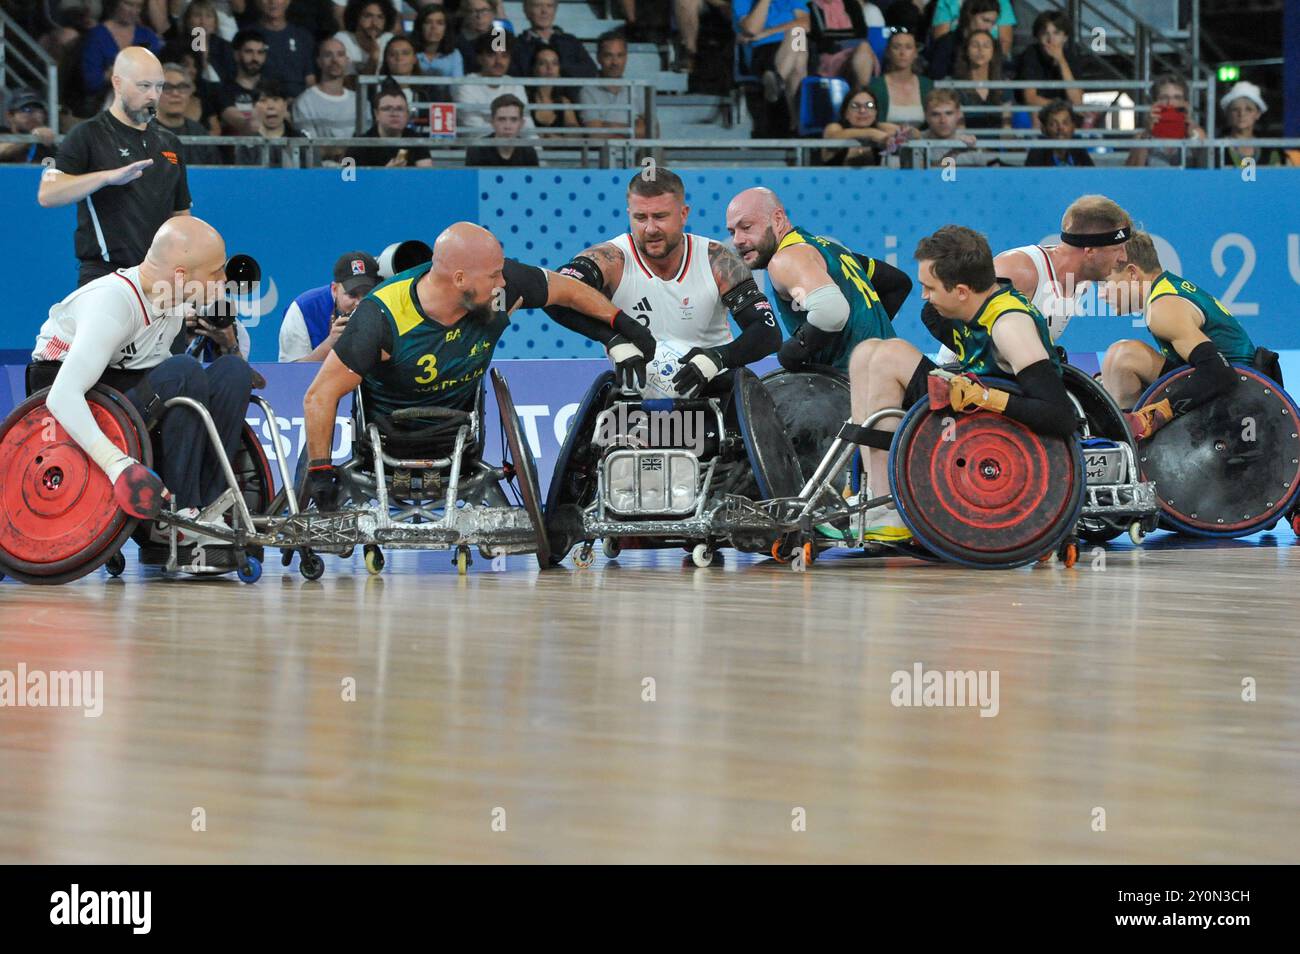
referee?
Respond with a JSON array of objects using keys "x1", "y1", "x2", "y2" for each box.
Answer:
[{"x1": 37, "y1": 47, "x2": 192, "y2": 287}]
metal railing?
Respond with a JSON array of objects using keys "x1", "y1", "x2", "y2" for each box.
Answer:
[
  {"x1": 0, "y1": 8, "x2": 60, "y2": 133},
  {"x1": 349, "y1": 75, "x2": 654, "y2": 141}
]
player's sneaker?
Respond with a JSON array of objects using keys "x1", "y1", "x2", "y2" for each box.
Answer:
[
  {"x1": 861, "y1": 503, "x2": 912, "y2": 544},
  {"x1": 815, "y1": 487, "x2": 861, "y2": 542}
]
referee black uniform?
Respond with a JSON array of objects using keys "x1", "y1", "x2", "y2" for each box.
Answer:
[{"x1": 54, "y1": 110, "x2": 192, "y2": 286}]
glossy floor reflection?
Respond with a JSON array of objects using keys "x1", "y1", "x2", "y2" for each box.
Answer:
[{"x1": 2, "y1": 532, "x2": 1298, "y2": 863}]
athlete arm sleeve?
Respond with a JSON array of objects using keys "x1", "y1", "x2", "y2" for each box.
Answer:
[
  {"x1": 1153, "y1": 340, "x2": 1236, "y2": 414},
  {"x1": 44, "y1": 289, "x2": 139, "y2": 482},
  {"x1": 714, "y1": 277, "x2": 781, "y2": 369},
  {"x1": 859, "y1": 255, "x2": 913, "y2": 319},
  {"x1": 503, "y1": 258, "x2": 551, "y2": 311},
  {"x1": 543, "y1": 255, "x2": 618, "y2": 344},
  {"x1": 332, "y1": 300, "x2": 390, "y2": 378},
  {"x1": 802, "y1": 283, "x2": 851, "y2": 333},
  {"x1": 1002, "y1": 360, "x2": 1079, "y2": 438}
]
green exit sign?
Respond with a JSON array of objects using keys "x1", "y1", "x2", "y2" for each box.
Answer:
[{"x1": 1218, "y1": 65, "x2": 1240, "y2": 82}]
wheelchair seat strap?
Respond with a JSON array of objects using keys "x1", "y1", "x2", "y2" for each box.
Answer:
[{"x1": 837, "y1": 422, "x2": 895, "y2": 450}]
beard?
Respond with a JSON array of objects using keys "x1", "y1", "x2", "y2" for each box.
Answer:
[
  {"x1": 459, "y1": 290, "x2": 495, "y2": 323},
  {"x1": 635, "y1": 231, "x2": 683, "y2": 262},
  {"x1": 747, "y1": 226, "x2": 779, "y2": 270},
  {"x1": 125, "y1": 101, "x2": 156, "y2": 125}
]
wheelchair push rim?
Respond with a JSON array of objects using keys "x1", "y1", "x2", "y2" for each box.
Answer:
[{"x1": 492, "y1": 368, "x2": 550, "y2": 568}]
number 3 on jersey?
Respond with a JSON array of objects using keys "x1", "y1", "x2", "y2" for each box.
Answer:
[{"x1": 415, "y1": 353, "x2": 438, "y2": 384}]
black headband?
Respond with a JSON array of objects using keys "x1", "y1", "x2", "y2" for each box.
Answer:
[{"x1": 1061, "y1": 226, "x2": 1131, "y2": 248}]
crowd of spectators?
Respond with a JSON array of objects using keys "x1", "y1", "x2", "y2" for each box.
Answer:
[{"x1": 1, "y1": 0, "x2": 1294, "y2": 168}]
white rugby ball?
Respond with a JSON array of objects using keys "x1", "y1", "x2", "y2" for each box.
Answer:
[{"x1": 640, "y1": 337, "x2": 693, "y2": 399}]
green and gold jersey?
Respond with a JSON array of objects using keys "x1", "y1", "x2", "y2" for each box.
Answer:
[
  {"x1": 948, "y1": 282, "x2": 1059, "y2": 378},
  {"x1": 334, "y1": 259, "x2": 550, "y2": 417},
  {"x1": 1146, "y1": 270, "x2": 1254, "y2": 365},
  {"x1": 770, "y1": 227, "x2": 895, "y2": 373}
]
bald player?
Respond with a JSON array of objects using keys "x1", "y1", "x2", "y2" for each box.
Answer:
[
  {"x1": 301, "y1": 222, "x2": 655, "y2": 510},
  {"x1": 39, "y1": 47, "x2": 193, "y2": 287},
  {"x1": 929, "y1": 194, "x2": 1132, "y2": 362},
  {"x1": 726, "y1": 187, "x2": 912, "y2": 374},
  {"x1": 29, "y1": 217, "x2": 255, "y2": 529}
]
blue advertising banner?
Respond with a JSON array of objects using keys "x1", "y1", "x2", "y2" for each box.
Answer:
[{"x1": 7, "y1": 167, "x2": 1300, "y2": 363}]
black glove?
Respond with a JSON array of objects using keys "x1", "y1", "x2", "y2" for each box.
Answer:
[
  {"x1": 777, "y1": 322, "x2": 834, "y2": 372},
  {"x1": 303, "y1": 460, "x2": 341, "y2": 512},
  {"x1": 671, "y1": 347, "x2": 726, "y2": 398},
  {"x1": 612, "y1": 309, "x2": 656, "y2": 355},
  {"x1": 608, "y1": 333, "x2": 649, "y2": 390}
]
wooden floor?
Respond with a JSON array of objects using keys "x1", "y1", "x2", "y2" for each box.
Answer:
[{"x1": 2, "y1": 533, "x2": 1298, "y2": 864}]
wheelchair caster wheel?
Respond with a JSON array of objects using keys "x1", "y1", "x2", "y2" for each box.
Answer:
[
  {"x1": 1058, "y1": 540, "x2": 1078, "y2": 568},
  {"x1": 299, "y1": 552, "x2": 325, "y2": 581},
  {"x1": 691, "y1": 544, "x2": 714, "y2": 568},
  {"x1": 573, "y1": 543, "x2": 595, "y2": 568},
  {"x1": 455, "y1": 547, "x2": 470, "y2": 575},
  {"x1": 105, "y1": 552, "x2": 126, "y2": 578},
  {"x1": 237, "y1": 556, "x2": 262, "y2": 584},
  {"x1": 1128, "y1": 522, "x2": 1146, "y2": 546},
  {"x1": 602, "y1": 537, "x2": 621, "y2": 559},
  {"x1": 364, "y1": 545, "x2": 384, "y2": 575},
  {"x1": 280, "y1": 549, "x2": 294, "y2": 567}
]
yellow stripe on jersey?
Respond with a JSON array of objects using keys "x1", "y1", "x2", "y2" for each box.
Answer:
[
  {"x1": 776, "y1": 230, "x2": 807, "y2": 251},
  {"x1": 973, "y1": 288, "x2": 1032, "y2": 333},
  {"x1": 374, "y1": 278, "x2": 423, "y2": 337},
  {"x1": 1146, "y1": 275, "x2": 1179, "y2": 304}
]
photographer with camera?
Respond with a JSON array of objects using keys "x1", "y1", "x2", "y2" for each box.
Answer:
[
  {"x1": 37, "y1": 47, "x2": 194, "y2": 288},
  {"x1": 279, "y1": 251, "x2": 382, "y2": 362},
  {"x1": 26, "y1": 217, "x2": 256, "y2": 538},
  {"x1": 1127, "y1": 73, "x2": 1207, "y2": 168}
]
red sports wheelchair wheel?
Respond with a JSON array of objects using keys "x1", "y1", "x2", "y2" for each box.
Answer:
[{"x1": 0, "y1": 385, "x2": 151, "y2": 584}]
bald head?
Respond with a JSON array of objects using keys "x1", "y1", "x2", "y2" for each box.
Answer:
[
  {"x1": 428, "y1": 223, "x2": 507, "y2": 321},
  {"x1": 111, "y1": 47, "x2": 165, "y2": 126},
  {"x1": 142, "y1": 217, "x2": 229, "y2": 309},
  {"x1": 727, "y1": 187, "x2": 791, "y2": 271}
]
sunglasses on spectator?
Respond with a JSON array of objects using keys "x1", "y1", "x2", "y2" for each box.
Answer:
[{"x1": 163, "y1": 83, "x2": 194, "y2": 93}]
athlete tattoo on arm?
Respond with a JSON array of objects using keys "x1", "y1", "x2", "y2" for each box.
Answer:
[
  {"x1": 576, "y1": 242, "x2": 625, "y2": 295},
  {"x1": 708, "y1": 240, "x2": 754, "y2": 296}
]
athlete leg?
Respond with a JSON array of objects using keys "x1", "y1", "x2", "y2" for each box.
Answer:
[
  {"x1": 849, "y1": 336, "x2": 926, "y2": 498},
  {"x1": 197, "y1": 354, "x2": 255, "y2": 507},
  {"x1": 1101, "y1": 339, "x2": 1166, "y2": 409},
  {"x1": 129, "y1": 355, "x2": 211, "y2": 509}
]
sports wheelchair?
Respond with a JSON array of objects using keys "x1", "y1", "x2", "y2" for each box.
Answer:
[
  {"x1": 0, "y1": 381, "x2": 285, "y2": 584},
  {"x1": 544, "y1": 368, "x2": 805, "y2": 567},
  {"x1": 278, "y1": 368, "x2": 547, "y2": 577},
  {"x1": 1133, "y1": 358, "x2": 1300, "y2": 538}
]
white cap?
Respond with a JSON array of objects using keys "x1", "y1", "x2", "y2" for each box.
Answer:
[{"x1": 1220, "y1": 81, "x2": 1267, "y2": 114}]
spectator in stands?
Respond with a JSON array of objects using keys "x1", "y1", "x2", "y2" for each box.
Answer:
[
  {"x1": 248, "y1": 0, "x2": 315, "y2": 96},
  {"x1": 82, "y1": 0, "x2": 165, "y2": 101},
  {"x1": 1015, "y1": 11, "x2": 1083, "y2": 114},
  {"x1": 335, "y1": 0, "x2": 396, "y2": 75},
  {"x1": 1126, "y1": 73, "x2": 1206, "y2": 168},
  {"x1": 155, "y1": 62, "x2": 225, "y2": 164},
  {"x1": 1023, "y1": 99, "x2": 1093, "y2": 167},
  {"x1": 413, "y1": 4, "x2": 464, "y2": 84},
  {"x1": 529, "y1": 44, "x2": 580, "y2": 135},
  {"x1": 820, "y1": 88, "x2": 912, "y2": 166},
  {"x1": 882, "y1": 0, "x2": 928, "y2": 36},
  {"x1": 181, "y1": 1, "x2": 237, "y2": 84},
  {"x1": 0, "y1": 90, "x2": 58, "y2": 164},
  {"x1": 734, "y1": 0, "x2": 811, "y2": 134},
  {"x1": 231, "y1": 79, "x2": 308, "y2": 166},
  {"x1": 294, "y1": 36, "x2": 369, "y2": 137},
  {"x1": 158, "y1": 43, "x2": 225, "y2": 131},
  {"x1": 930, "y1": 0, "x2": 1013, "y2": 57},
  {"x1": 382, "y1": 34, "x2": 435, "y2": 108},
  {"x1": 347, "y1": 83, "x2": 434, "y2": 165},
  {"x1": 866, "y1": 28, "x2": 931, "y2": 127},
  {"x1": 951, "y1": 29, "x2": 1010, "y2": 129},
  {"x1": 455, "y1": 0, "x2": 501, "y2": 67},
  {"x1": 465, "y1": 94, "x2": 540, "y2": 166},
  {"x1": 217, "y1": 28, "x2": 267, "y2": 134},
  {"x1": 454, "y1": 32, "x2": 534, "y2": 132},
  {"x1": 510, "y1": 0, "x2": 597, "y2": 79},
  {"x1": 580, "y1": 30, "x2": 646, "y2": 139},
  {"x1": 279, "y1": 251, "x2": 382, "y2": 361},
  {"x1": 925, "y1": 0, "x2": 997, "y2": 81},
  {"x1": 913, "y1": 87, "x2": 1001, "y2": 165},
  {"x1": 1219, "y1": 81, "x2": 1293, "y2": 168},
  {"x1": 672, "y1": 1, "x2": 732, "y2": 75},
  {"x1": 803, "y1": 1, "x2": 883, "y2": 92}
]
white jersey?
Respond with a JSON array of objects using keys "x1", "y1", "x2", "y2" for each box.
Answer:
[
  {"x1": 33, "y1": 267, "x2": 183, "y2": 370},
  {"x1": 1006, "y1": 243, "x2": 1088, "y2": 343},
  {"x1": 610, "y1": 233, "x2": 732, "y2": 349}
]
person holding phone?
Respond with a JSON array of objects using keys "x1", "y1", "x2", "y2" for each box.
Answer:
[{"x1": 1127, "y1": 73, "x2": 1207, "y2": 168}]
